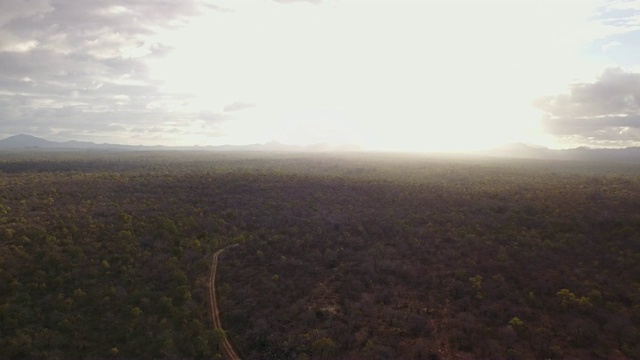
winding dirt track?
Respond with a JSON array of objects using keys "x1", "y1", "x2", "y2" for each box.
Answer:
[{"x1": 209, "y1": 245, "x2": 241, "y2": 360}]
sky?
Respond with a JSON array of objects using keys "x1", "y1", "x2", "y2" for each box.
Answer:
[{"x1": 2, "y1": 0, "x2": 640, "y2": 151}]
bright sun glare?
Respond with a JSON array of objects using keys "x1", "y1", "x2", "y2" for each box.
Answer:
[{"x1": 147, "y1": 0, "x2": 604, "y2": 152}]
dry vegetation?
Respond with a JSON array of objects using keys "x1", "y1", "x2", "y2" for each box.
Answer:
[{"x1": 1, "y1": 151, "x2": 640, "y2": 359}]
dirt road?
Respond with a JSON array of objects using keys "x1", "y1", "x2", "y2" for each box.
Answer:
[{"x1": 209, "y1": 245, "x2": 241, "y2": 360}]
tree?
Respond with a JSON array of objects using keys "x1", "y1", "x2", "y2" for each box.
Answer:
[{"x1": 311, "y1": 337, "x2": 335, "y2": 360}]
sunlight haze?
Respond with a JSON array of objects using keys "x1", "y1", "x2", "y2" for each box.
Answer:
[{"x1": 2, "y1": 0, "x2": 640, "y2": 151}]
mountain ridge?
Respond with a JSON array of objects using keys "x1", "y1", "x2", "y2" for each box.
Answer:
[
  {"x1": 1, "y1": 134, "x2": 640, "y2": 162},
  {"x1": 0, "y1": 134, "x2": 360, "y2": 152}
]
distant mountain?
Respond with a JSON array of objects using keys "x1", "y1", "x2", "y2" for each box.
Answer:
[
  {"x1": 484, "y1": 143, "x2": 551, "y2": 159},
  {"x1": 0, "y1": 134, "x2": 59, "y2": 149},
  {"x1": 1, "y1": 135, "x2": 639, "y2": 162},
  {"x1": 0, "y1": 134, "x2": 362, "y2": 152},
  {"x1": 485, "y1": 142, "x2": 640, "y2": 163},
  {"x1": 0, "y1": 134, "x2": 143, "y2": 150}
]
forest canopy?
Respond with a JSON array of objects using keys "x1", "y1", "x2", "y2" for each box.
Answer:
[{"x1": 1, "y1": 151, "x2": 639, "y2": 359}]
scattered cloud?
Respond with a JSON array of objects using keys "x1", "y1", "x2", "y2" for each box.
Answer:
[
  {"x1": 592, "y1": 1, "x2": 640, "y2": 29},
  {"x1": 223, "y1": 101, "x2": 255, "y2": 112},
  {"x1": 199, "y1": 110, "x2": 233, "y2": 122},
  {"x1": 206, "y1": 4, "x2": 234, "y2": 13},
  {"x1": 602, "y1": 40, "x2": 622, "y2": 52},
  {"x1": 536, "y1": 68, "x2": 640, "y2": 146},
  {"x1": 0, "y1": 0, "x2": 220, "y2": 144}
]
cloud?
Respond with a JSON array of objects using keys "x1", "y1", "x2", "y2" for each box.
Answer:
[
  {"x1": 602, "y1": 41, "x2": 622, "y2": 52},
  {"x1": 223, "y1": 101, "x2": 255, "y2": 112},
  {"x1": 0, "y1": 0, "x2": 220, "y2": 144},
  {"x1": 0, "y1": 0, "x2": 53, "y2": 27},
  {"x1": 592, "y1": 1, "x2": 640, "y2": 29},
  {"x1": 206, "y1": 4, "x2": 234, "y2": 13},
  {"x1": 536, "y1": 68, "x2": 640, "y2": 146},
  {"x1": 199, "y1": 110, "x2": 233, "y2": 122}
]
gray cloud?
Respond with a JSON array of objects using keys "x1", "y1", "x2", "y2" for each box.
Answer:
[
  {"x1": 0, "y1": 0, "x2": 53, "y2": 27},
  {"x1": 0, "y1": 0, "x2": 221, "y2": 143},
  {"x1": 535, "y1": 68, "x2": 640, "y2": 146}
]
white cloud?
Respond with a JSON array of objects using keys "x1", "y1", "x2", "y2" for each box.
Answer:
[
  {"x1": 223, "y1": 101, "x2": 256, "y2": 112},
  {"x1": 1, "y1": 39, "x2": 39, "y2": 53},
  {"x1": 602, "y1": 41, "x2": 622, "y2": 52}
]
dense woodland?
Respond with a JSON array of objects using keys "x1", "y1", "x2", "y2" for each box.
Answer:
[{"x1": 1, "y1": 151, "x2": 640, "y2": 359}]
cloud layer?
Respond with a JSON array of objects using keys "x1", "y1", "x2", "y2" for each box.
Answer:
[
  {"x1": 536, "y1": 68, "x2": 640, "y2": 146},
  {"x1": 0, "y1": 0, "x2": 233, "y2": 144}
]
